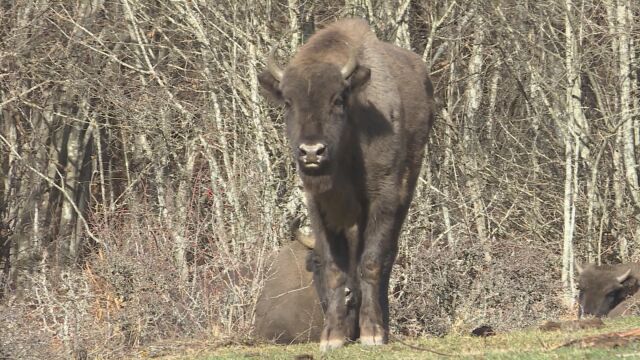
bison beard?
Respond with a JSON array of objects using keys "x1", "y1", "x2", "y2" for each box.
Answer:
[{"x1": 258, "y1": 18, "x2": 435, "y2": 351}]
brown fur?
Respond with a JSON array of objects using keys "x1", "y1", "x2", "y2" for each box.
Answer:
[
  {"x1": 259, "y1": 18, "x2": 434, "y2": 350},
  {"x1": 290, "y1": 19, "x2": 373, "y2": 67},
  {"x1": 576, "y1": 263, "x2": 640, "y2": 317},
  {"x1": 254, "y1": 240, "x2": 323, "y2": 344}
]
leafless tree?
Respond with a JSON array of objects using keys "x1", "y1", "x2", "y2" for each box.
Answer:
[{"x1": 0, "y1": 0, "x2": 639, "y2": 357}]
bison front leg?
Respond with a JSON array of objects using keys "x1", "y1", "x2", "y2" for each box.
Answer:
[
  {"x1": 315, "y1": 239, "x2": 359, "y2": 351},
  {"x1": 315, "y1": 229, "x2": 359, "y2": 351},
  {"x1": 319, "y1": 259, "x2": 356, "y2": 351},
  {"x1": 359, "y1": 200, "x2": 402, "y2": 346},
  {"x1": 306, "y1": 204, "x2": 359, "y2": 351}
]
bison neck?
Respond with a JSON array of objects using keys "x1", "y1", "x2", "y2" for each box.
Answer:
[
  {"x1": 300, "y1": 172, "x2": 334, "y2": 195},
  {"x1": 309, "y1": 174, "x2": 363, "y2": 232}
]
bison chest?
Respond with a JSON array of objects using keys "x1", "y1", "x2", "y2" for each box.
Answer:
[
  {"x1": 306, "y1": 181, "x2": 363, "y2": 232},
  {"x1": 314, "y1": 187, "x2": 362, "y2": 232}
]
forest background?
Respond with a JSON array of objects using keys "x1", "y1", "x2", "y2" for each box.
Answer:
[{"x1": 0, "y1": 0, "x2": 638, "y2": 358}]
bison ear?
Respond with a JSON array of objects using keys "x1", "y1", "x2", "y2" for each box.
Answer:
[
  {"x1": 258, "y1": 70, "x2": 284, "y2": 104},
  {"x1": 305, "y1": 252, "x2": 315, "y2": 272},
  {"x1": 305, "y1": 250, "x2": 320, "y2": 273},
  {"x1": 347, "y1": 65, "x2": 371, "y2": 91}
]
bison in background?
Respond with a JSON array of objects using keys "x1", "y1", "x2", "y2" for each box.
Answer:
[
  {"x1": 576, "y1": 263, "x2": 640, "y2": 317},
  {"x1": 609, "y1": 291, "x2": 640, "y2": 317},
  {"x1": 259, "y1": 18, "x2": 434, "y2": 351},
  {"x1": 254, "y1": 230, "x2": 324, "y2": 344}
]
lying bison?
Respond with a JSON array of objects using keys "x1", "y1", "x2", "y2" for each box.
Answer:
[
  {"x1": 254, "y1": 230, "x2": 324, "y2": 344},
  {"x1": 259, "y1": 18, "x2": 434, "y2": 350},
  {"x1": 609, "y1": 291, "x2": 640, "y2": 317},
  {"x1": 576, "y1": 263, "x2": 640, "y2": 317}
]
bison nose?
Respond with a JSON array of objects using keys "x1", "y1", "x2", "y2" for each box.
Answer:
[
  {"x1": 298, "y1": 143, "x2": 326, "y2": 165},
  {"x1": 299, "y1": 143, "x2": 326, "y2": 157}
]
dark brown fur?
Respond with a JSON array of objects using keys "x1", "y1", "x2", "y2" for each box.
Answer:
[
  {"x1": 259, "y1": 18, "x2": 434, "y2": 350},
  {"x1": 576, "y1": 263, "x2": 640, "y2": 317},
  {"x1": 471, "y1": 325, "x2": 496, "y2": 337},
  {"x1": 609, "y1": 291, "x2": 640, "y2": 317},
  {"x1": 254, "y1": 238, "x2": 323, "y2": 344}
]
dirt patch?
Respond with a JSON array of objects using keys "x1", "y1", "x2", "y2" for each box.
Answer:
[
  {"x1": 560, "y1": 328, "x2": 640, "y2": 349},
  {"x1": 539, "y1": 318, "x2": 605, "y2": 332}
]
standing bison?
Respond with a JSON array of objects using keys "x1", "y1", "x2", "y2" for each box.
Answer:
[
  {"x1": 259, "y1": 18, "x2": 434, "y2": 350},
  {"x1": 254, "y1": 231, "x2": 323, "y2": 344},
  {"x1": 576, "y1": 263, "x2": 640, "y2": 317}
]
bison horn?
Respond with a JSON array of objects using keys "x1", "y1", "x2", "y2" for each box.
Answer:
[
  {"x1": 617, "y1": 268, "x2": 632, "y2": 283},
  {"x1": 575, "y1": 262, "x2": 584, "y2": 274},
  {"x1": 267, "y1": 47, "x2": 284, "y2": 82},
  {"x1": 295, "y1": 230, "x2": 315, "y2": 249},
  {"x1": 340, "y1": 48, "x2": 358, "y2": 79}
]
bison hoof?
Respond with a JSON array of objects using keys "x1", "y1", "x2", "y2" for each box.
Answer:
[
  {"x1": 319, "y1": 337, "x2": 346, "y2": 352},
  {"x1": 360, "y1": 334, "x2": 386, "y2": 346},
  {"x1": 319, "y1": 327, "x2": 346, "y2": 352},
  {"x1": 360, "y1": 321, "x2": 387, "y2": 346}
]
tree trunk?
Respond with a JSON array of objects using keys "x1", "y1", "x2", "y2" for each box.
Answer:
[
  {"x1": 561, "y1": 0, "x2": 590, "y2": 305},
  {"x1": 463, "y1": 17, "x2": 491, "y2": 263},
  {"x1": 616, "y1": 0, "x2": 640, "y2": 210}
]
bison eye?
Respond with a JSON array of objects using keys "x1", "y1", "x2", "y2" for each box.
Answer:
[
  {"x1": 284, "y1": 99, "x2": 292, "y2": 108},
  {"x1": 333, "y1": 96, "x2": 344, "y2": 108}
]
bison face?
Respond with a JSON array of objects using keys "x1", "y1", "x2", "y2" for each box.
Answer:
[
  {"x1": 577, "y1": 264, "x2": 637, "y2": 317},
  {"x1": 258, "y1": 52, "x2": 370, "y2": 194}
]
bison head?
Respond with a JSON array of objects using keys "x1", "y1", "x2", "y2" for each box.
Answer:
[
  {"x1": 258, "y1": 48, "x2": 371, "y2": 194},
  {"x1": 576, "y1": 263, "x2": 638, "y2": 317}
]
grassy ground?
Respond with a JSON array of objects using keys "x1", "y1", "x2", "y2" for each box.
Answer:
[{"x1": 150, "y1": 317, "x2": 640, "y2": 359}]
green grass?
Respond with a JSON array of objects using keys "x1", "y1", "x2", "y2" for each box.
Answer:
[{"x1": 162, "y1": 317, "x2": 640, "y2": 359}]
